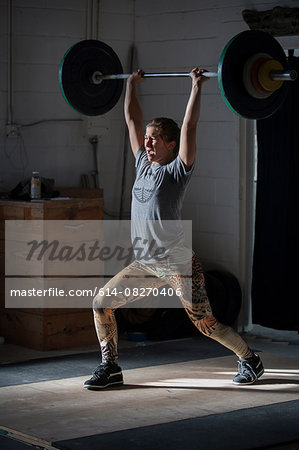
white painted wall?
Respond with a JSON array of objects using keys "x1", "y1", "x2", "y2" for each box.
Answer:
[
  {"x1": 133, "y1": 0, "x2": 299, "y2": 281},
  {"x1": 1, "y1": 0, "x2": 298, "y2": 327},
  {"x1": 0, "y1": 0, "x2": 135, "y2": 214}
]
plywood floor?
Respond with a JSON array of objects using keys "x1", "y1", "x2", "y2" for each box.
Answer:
[{"x1": 0, "y1": 346, "x2": 299, "y2": 449}]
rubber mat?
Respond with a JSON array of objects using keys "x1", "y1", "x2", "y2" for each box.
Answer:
[
  {"x1": 0, "y1": 336, "x2": 232, "y2": 387},
  {"x1": 54, "y1": 400, "x2": 299, "y2": 450}
]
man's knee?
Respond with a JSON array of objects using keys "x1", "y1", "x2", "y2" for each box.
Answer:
[
  {"x1": 197, "y1": 315, "x2": 218, "y2": 337},
  {"x1": 92, "y1": 294, "x2": 105, "y2": 313}
]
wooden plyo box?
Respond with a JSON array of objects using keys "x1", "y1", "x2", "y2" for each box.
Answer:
[{"x1": 0, "y1": 188, "x2": 103, "y2": 350}]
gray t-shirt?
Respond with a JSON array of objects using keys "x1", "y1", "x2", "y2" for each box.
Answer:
[{"x1": 131, "y1": 148, "x2": 193, "y2": 263}]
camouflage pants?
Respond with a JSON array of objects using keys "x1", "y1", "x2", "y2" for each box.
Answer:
[{"x1": 92, "y1": 254, "x2": 218, "y2": 364}]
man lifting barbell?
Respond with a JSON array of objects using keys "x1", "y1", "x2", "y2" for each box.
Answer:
[
  {"x1": 83, "y1": 67, "x2": 264, "y2": 390},
  {"x1": 57, "y1": 30, "x2": 297, "y2": 389}
]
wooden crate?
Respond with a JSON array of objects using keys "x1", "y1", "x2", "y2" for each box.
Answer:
[
  {"x1": 1, "y1": 308, "x2": 97, "y2": 351},
  {"x1": 0, "y1": 188, "x2": 103, "y2": 350}
]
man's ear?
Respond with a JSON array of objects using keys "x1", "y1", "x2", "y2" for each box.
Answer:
[{"x1": 168, "y1": 140, "x2": 176, "y2": 151}]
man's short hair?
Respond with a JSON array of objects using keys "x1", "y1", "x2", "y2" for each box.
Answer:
[{"x1": 146, "y1": 117, "x2": 180, "y2": 156}]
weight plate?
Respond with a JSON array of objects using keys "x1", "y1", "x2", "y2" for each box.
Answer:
[
  {"x1": 250, "y1": 56, "x2": 273, "y2": 96},
  {"x1": 204, "y1": 272, "x2": 227, "y2": 323},
  {"x1": 59, "y1": 40, "x2": 124, "y2": 116},
  {"x1": 207, "y1": 270, "x2": 242, "y2": 326},
  {"x1": 243, "y1": 53, "x2": 272, "y2": 99},
  {"x1": 218, "y1": 30, "x2": 288, "y2": 119}
]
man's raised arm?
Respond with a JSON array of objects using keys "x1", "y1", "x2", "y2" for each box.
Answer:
[
  {"x1": 179, "y1": 68, "x2": 209, "y2": 170},
  {"x1": 124, "y1": 69, "x2": 145, "y2": 157}
]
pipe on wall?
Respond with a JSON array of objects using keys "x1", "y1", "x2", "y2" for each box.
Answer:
[
  {"x1": 86, "y1": 0, "x2": 100, "y2": 40},
  {"x1": 7, "y1": 0, "x2": 13, "y2": 126}
]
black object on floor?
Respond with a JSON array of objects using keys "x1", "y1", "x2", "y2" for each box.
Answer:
[
  {"x1": 0, "y1": 436, "x2": 35, "y2": 450},
  {"x1": 54, "y1": 400, "x2": 299, "y2": 450}
]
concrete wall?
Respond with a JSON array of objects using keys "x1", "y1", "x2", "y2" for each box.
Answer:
[
  {"x1": 1, "y1": 0, "x2": 298, "y2": 327},
  {"x1": 0, "y1": 0, "x2": 135, "y2": 214},
  {"x1": 133, "y1": 0, "x2": 298, "y2": 280}
]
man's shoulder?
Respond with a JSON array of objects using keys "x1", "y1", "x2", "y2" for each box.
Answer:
[
  {"x1": 166, "y1": 154, "x2": 195, "y2": 179},
  {"x1": 135, "y1": 147, "x2": 148, "y2": 167}
]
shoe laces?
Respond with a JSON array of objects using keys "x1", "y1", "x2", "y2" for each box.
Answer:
[
  {"x1": 93, "y1": 363, "x2": 110, "y2": 377},
  {"x1": 238, "y1": 359, "x2": 258, "y2": 379}
]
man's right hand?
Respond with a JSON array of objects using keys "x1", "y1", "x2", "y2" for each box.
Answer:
[{"x1": 127, "y1": 69, "x2": 146, "y2": 85}]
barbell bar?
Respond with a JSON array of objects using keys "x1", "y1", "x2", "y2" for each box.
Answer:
[
  {"x1": 92, "y1": 72, "x2": 218, "y2": 82},
  {"x1": 59, "y1": 30, "x2": 297, "y2": 120},
  {"x1": 93, "y1": 70, "x2": 296, "y2": 82}
]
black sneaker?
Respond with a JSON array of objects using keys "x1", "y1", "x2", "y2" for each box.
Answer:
[
  {"x1": 233, "y1": 353, "x2": 264, "y2": 385},
  {"x1": 84, "y1": 363, "x2": 123, "y2": 390}
]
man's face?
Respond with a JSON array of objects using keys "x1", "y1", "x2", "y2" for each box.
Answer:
[{"x1": 144, "y1": 126, "x2": 176, "y2": 164}]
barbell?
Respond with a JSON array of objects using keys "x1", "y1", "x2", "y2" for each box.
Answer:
[{"x1": 59, "y1": 30, "x2": 297, "y2": 120}]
